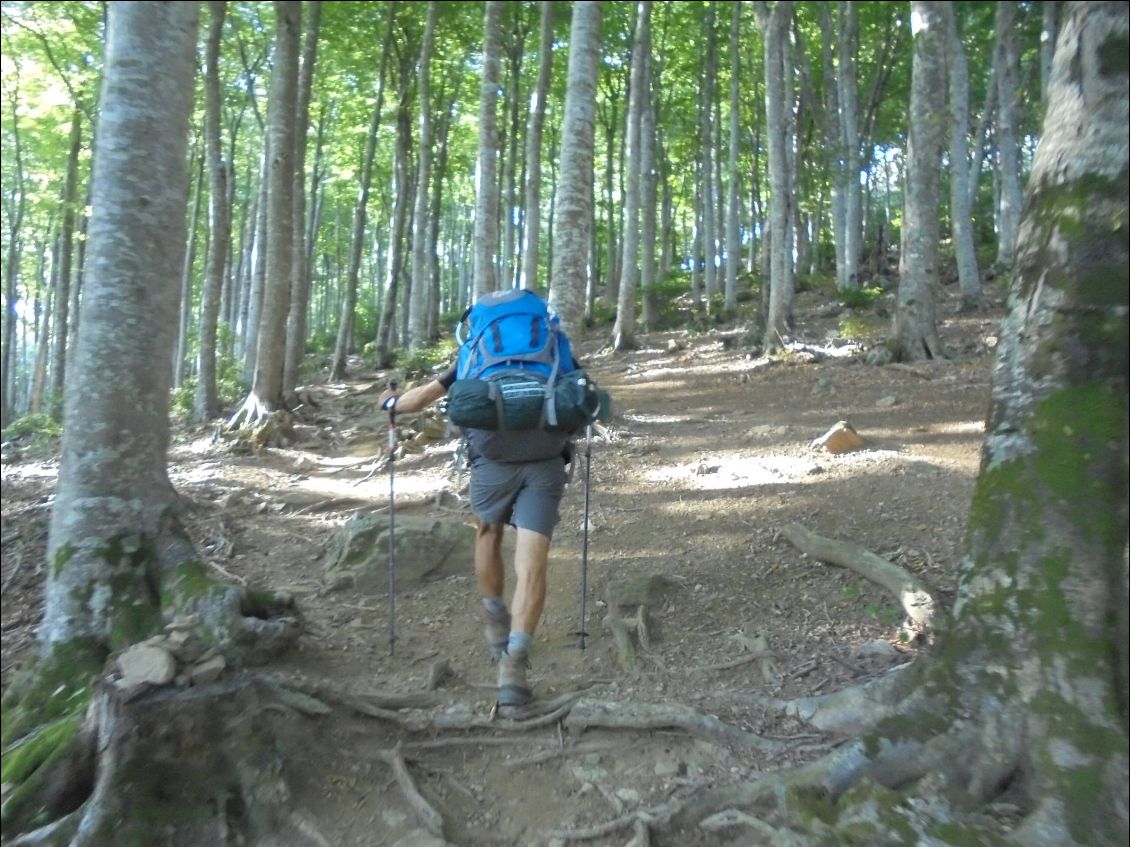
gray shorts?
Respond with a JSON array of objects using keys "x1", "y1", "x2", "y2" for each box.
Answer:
[{"x1": 469, "y1": 456, "x2": 567, "y2": 538}]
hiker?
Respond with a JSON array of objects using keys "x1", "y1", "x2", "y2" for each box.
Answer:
[{"x1": 378, "y1": 289, "x2": 596, "y2": 709}]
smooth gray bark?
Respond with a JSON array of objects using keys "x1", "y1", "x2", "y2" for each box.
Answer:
[
  {"x1": 819, "y1": 5, "x2": 845, "y2": 289},
  {"x1": 373, "y1": 79, "x2": 413, "y2": 368},
  {"x1": 330, "y1": 10, "x2": 391, "y2": 382},
  {"x1": 282, "y1": 0, "x2": 321, "y2": 395},
  {"x1": 944, "y1": 3, "x2": 981, "y2": 309},
  {"x1": 639, "y1": 42, "x2": 658, "y2": 329},
  {"x1": 754, "y1": 0, "x2": 794, "y2": 352},
  {"x1": 174, "y1": 153, "x2": 203, "y2": 391},
  {"x1": 994, "y1": 1, "x2": 1024, "y2": 270},
  {"x1": 700, "y1": 4, "x2": 718, "y2": 304},
  {"x1": 613, "y1": 1, "x2": 649, "y2": 351},
  {"x1": 837, "y1": 1, "x2": 861, "y2": 291},
  {"x1": 1, "y1": 87, "x2": 25, "y2": 428},
  {"x1": 194, "y1": 0, "x2": 229, "y2": 422},
  {"x1": 473, "y1": 1, "x2": 504, "y2": 298},
  {"x1": 520, "y1": 0, "x2": 555, "y2": 293},
  {"x1": 408, "y1": 1, "x2": 437, "y2": 349},
  {"x1": 723, "y1": 0, "x2": 741, "y2": 313},
  {"x1": 49, "y1": 109, "x2": 81, "y2": 407},
  {"x1": 548, "y1": 0, "x2": 602, "y2": 336},
  {"x1": 893, "y1": 1, "x2": 946, "y2": 361},
  {"x1": 241, "y1": 0, "x2": 300, "y2": 417},
  {"x1": 44, "y1": 0, "x2": 199, "y2": 645}
]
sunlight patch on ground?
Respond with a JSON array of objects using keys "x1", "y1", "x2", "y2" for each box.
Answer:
[
  {"x1": 622, "y1": 412, "x2": 700, "y2": 425},
  {"x1": 931, "y1": 420, "x2": 986, "y2": 434},
  {"x1": 638, "y1": 447, "x2": 941, "y2": 492},
  {"x1": 293, "y1": 468, "x2": 451, "y2": 501},
  {"x1": 643, "y1": 454, "x2": 823, "y2": 491}
]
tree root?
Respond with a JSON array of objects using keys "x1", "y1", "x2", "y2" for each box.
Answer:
[
  {"x1": 748, "y1": 661, "x2": 914, "y2": 735},
  {"x1": 545, "y1": 800, "x2": 679, "y2": 843},
  {"x1": 781, "y1": 521, "x2": 938, "y2": 634},
  {"x1": 564, "y1": 697, "x2": 782, "y2": 753},
  {"x1": 378, "y1": 746, "x2": 446, "y2": 838}
]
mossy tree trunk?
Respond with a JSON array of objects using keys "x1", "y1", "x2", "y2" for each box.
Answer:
[
  {"x1": 1, "y1": 6, "x2": 301, "y2": 842},
  {"x1": 684, "y1": 4, "x2": 1127, "y2": 843}
]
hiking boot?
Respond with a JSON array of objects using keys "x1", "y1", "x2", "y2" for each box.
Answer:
[
  {"x1": 497, "y1": 652, "x2": 533, "y2": 707},
  {"x1": 483, "y1": 607, "x2": 511, "y2": 659}
]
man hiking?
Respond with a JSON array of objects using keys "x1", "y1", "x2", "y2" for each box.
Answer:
[{"x1": 378, "y1": 289, "x2": 589, "y2": 709}]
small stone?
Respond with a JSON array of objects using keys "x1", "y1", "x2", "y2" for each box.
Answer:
[
  {"x1": 654, "y1": 759, "x2": 680, "y2": 777},
  {"x1": 615, "y1": 788, "x2": 641, "y2": 805},
  {"x1": 117, "y1": 644, "x2": 177, "y2": 688},
  {"x1": 876, "y1": 395, "x2": 898, "y2": 408},
  {"x1": 189, "y1": 654, "x2": 226, "y2": 685},
  {"x1": 811, "y1": 421, "x2": 865, "y2": 454}
]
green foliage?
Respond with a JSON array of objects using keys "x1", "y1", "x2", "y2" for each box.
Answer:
[
  {"x1": 170, "y1": 342, "x2": 245, "y2": 419},
  {"x1": 305, "y1": 329, "x2": 336, "y2": 355},
  {"x1": 587, "y1": 298, "x2": 617, "y2": 328},
  {"x1": 1, "y1": 411, "x2": 62, "y2": 443},
  {"x1": 398, "y1": 337, "x2": 458, "y2": 381},
  {"x1": 838, "y1": 285, "x2": 885, "y2": 309}
]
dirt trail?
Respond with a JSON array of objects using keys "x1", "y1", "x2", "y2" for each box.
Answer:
[{"x1": 0, "y1": 289, "x2": 1005, "y2": 845}]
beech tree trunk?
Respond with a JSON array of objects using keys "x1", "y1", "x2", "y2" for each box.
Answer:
[
  {"x1": 194, "y1": 0, "x2": 230, "y2": 422},
  {"x1": 838, "y1": 1, "x2": 862, "y2": 291},
  {"x1": 282, "y1": 0, "x2": 320, "y2": 396},
  {"x1": 548, "y1": 0, "x2": 602, "y2": 336},
  {"x1": 994, "y1": 0, "x2": 1025, "y2": 271},
  {"x1": 3, "y1": 90, "x2": 26, "y2": 429},
  {"x1": 329, "y1": 9, "x2": 391, "y2": 382},
  {"x1": 49, "y1": 109, "x2": 82, "y2": 409},
  {"x1": 243, "y1": 1, "x2": 300, "y2": 417},
  {"x1": 944, "y1": 3, "x2": 982, "y2": 310},
  {"x1": 699, "y1": 4, "x2": 718, "y2": 305},
  {"x1": 408, "y1": 1, "x2": 437, "y2": 350},
  {"x1": 612, "y1": 1, "x2": 649, "y2": 352},
  {"x1": 892, "y1": 1, "x2": 946, "y2": 361},
  {"x1": 679, "y1": 9, "x2": 1127, "y2": 843},
  {"x1": 755, "y1": 0, "x2": 794, "y2": 352},
  {"x1": 723, "y1": 0, "x2": 741, "y2": 313},
  {"x1": 473, "y1": 1, "x2": 504, "y2": 298},
  {"x1": 373, "y1": 79, "x2": 413, "y2": 368},
  {"x1": 520, "y1": 0, "x2": 554, "y2": 294}
]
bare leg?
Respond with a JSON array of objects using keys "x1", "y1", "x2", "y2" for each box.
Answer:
[
  {"x1": 474, "y1": 521, "x2": 505, "y2": 598},
  {"x1": 510, "y1": 527, "x2": 551, "y2": 637}
]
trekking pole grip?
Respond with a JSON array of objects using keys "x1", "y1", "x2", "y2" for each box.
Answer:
[{"x1": 385, "y1": 380, "x2": 399, "y2": 453}]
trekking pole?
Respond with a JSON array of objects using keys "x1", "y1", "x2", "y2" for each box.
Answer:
[
  {"x1": 383, "y1": 381, "x2": 399, "y2": 656},
  {"x1": 577, "y1": 423, "x2": 594, "y2": 650}
]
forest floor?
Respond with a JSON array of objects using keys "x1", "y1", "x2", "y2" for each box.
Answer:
[{"x1": 1, "y1": 283, "x2": 1008, "y2": 846}]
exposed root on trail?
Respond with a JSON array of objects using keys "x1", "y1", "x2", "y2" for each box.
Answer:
[
  {"x1": 564, "y1": 697, "x2": 782, "y2": 753},
  {"x1": 781, "y1": 521, "x2": 938, "y2": 635},
  {"x1": 658, "y1": 684, "x2": 1065, "y2": 846},
  {"x1": 227, "y1": 392, "x2": 295, "y2": 449},
  {"x1": 750, "y1": 661, "x2": 914, "y2": 734},
  {"x1": 378, "y1": 746, "x2": 446, "y2": 839}
]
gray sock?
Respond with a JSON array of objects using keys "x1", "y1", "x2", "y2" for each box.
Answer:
[
  {"x1": 483, "y1": 596, "x2": 507, "y2": 620},
  {"x1": 507, "y1": 631, "x2": 531, "y2": 657}
]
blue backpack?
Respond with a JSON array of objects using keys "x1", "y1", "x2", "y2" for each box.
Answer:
[{"x1": 449, "y1": 289, "x2": 596, "y2": 431}]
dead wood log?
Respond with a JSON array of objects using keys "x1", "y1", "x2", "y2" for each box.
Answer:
[{"x1": 781, "y1": 522, "x2": 938, "y2": 633}]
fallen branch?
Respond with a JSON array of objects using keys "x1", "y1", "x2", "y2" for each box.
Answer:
[{"x1": 781, "y1": 522, "x2": 938, "y2": 632}]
